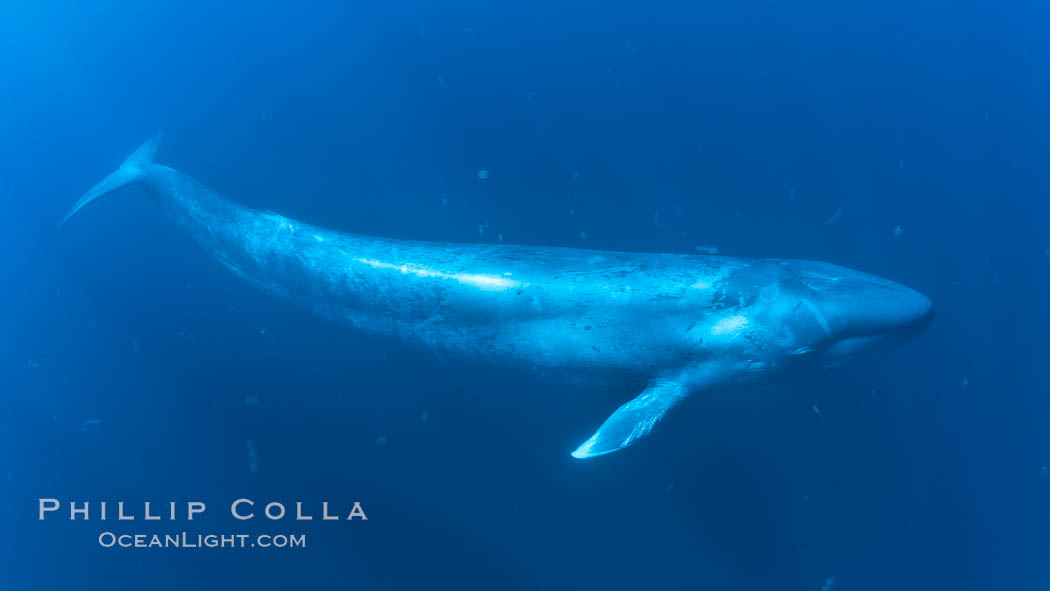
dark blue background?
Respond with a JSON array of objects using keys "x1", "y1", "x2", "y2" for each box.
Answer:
[{"x1": 1, "y1": 0, "x2": 1047, "y2": 589}]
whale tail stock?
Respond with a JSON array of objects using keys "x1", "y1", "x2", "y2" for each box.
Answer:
[{"x1": 59, "y1": 134, "x2": 163, "y2": 227}]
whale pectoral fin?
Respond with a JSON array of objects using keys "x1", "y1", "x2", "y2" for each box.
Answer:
[{"x1": 571, "y1": 380, "x2": 686, "y2": 459}]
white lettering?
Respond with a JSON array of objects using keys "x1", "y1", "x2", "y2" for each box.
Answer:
[
  {"x1": 38, "y1": 498, "x2": 59, "y2": 520},
  {"x1": 322, "y1": 501, "x2": 337, "y2": 520},
  {"x1": 231, "y1": 498, "x2": 253, "y2": 520},
  {"x1": 70, "y1": 501, "x2": 88, "y2": 520},
  {"x1": 264, "y1": 502, "x2": 286, "y2": 520},
  {"x1": 187, "y1": 501, "x2": 206, "y2": 520},
  {"x1": 348, "y1": 501, "x2": 367, "y2": 520}
]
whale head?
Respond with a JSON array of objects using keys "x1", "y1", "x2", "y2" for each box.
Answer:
[{"x1": 761, "y1": 260, "x2": 933, "y2": 371}]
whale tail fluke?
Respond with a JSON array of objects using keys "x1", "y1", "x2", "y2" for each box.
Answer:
[{"x1": 59, "y1": 133, "x2": 163, "y2": 227}]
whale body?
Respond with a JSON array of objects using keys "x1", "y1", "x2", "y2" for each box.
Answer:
[{"x1": 62, "y1": 136, "x2": 933, "y2": 458}]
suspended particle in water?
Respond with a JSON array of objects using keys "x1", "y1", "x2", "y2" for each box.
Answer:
[
  {"x1": 246, "y1": 439, "x2": 259, "y2": 474},
  {"x1": 421, "y1": 410, "x2": 429, "y2": 423},
  {"x1": 1041, "y1": 466, "x2": 1048, "y2": 477},
  {"x1": 812, "y1": 405, "x2": 828, "y2": 427},
  {"x1": 823, "y1": 208, "x2": 842, "y2": 226},
  {"x1": 244, "y1": 395, "x2": 260, "y2": 405},
  {"x1": 376, "y1": 435, "x2": 387, "y2": 447},
  {"x1": 477, "y1": 169, "x2": 489, "y2": 180},
  {"x1": 498, "y1": 233, "x2": 504, "y2": 243},
  {"x1": 257, "y1": 327, "x2": 266, "y2": 336},
  {"x1": 579, "y1": 231, "x2": 587, "y2": 239},
  {"x1": 821, "y1": 577, "x2": 836, "y2": 591},
  {"x1": 961, "y1": 377, "x2": 969, "y2": 388},
  {"x1": 894, "y1": 225, "x2": 904, "y2": 238},
  {"x1": 80, "y1": 418, "x2": 102, "y2": 432}
]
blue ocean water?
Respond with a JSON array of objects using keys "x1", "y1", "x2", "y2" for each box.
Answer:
[{"x1": 2, "y1": 0, "x2": 1048, "y2": 589}]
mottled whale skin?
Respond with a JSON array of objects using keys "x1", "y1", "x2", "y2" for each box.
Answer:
[{"x1": 62, "y1": 136, "x2": 934, "y2": 458}]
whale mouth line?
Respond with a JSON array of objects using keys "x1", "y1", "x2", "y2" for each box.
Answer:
[{"x1": 830, "y1": 300, "x2": 935, "y2": 350}]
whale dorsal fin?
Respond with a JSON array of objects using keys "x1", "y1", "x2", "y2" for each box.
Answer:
[{"x1": 571, "y1": 379, "x2": 686, "y2": 458}]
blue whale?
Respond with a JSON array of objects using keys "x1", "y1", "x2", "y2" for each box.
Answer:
[{"x1": 62, "y1": 136, "x2": 933, "y2": 458}]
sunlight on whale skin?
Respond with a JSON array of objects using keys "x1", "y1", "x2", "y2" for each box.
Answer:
[{"x1": 61, "y1": 135, "x2": 933, "y2": 459}]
